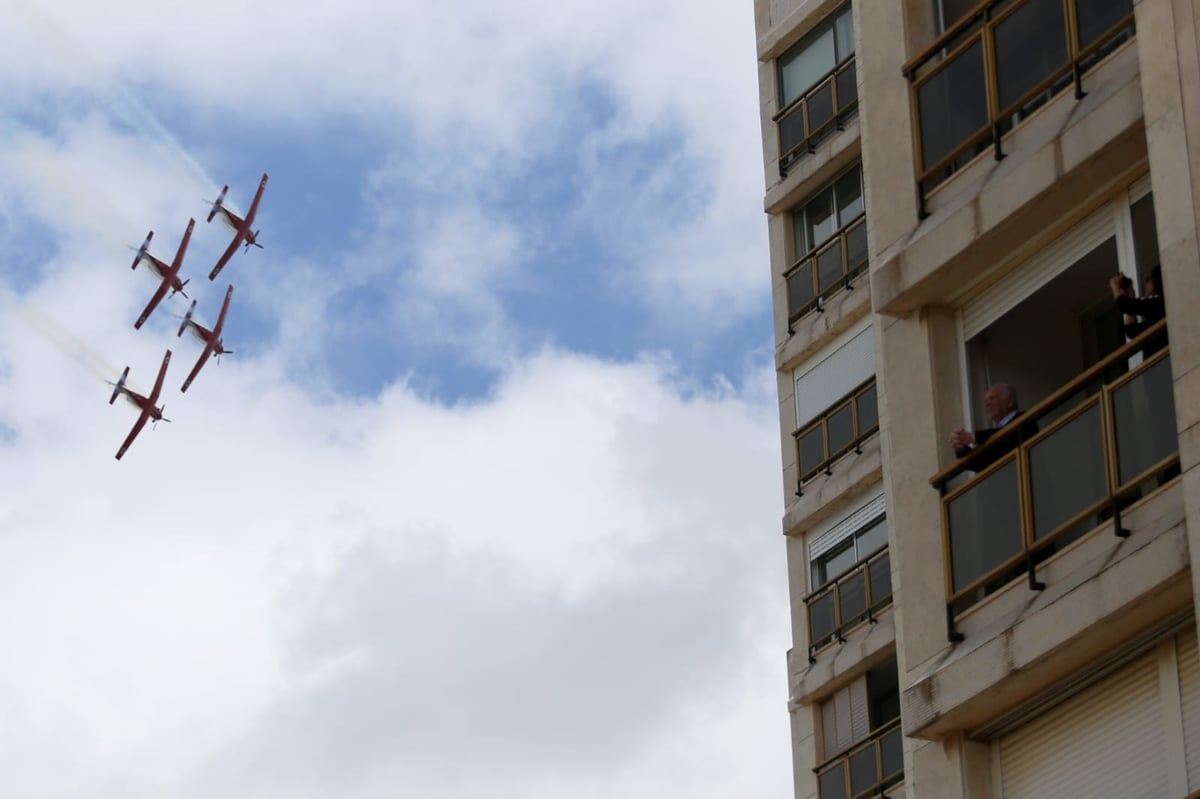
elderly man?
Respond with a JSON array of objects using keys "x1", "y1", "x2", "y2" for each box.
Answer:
[{"x1": 951, "y1": 383, "x2": 1028, "y2": 463}]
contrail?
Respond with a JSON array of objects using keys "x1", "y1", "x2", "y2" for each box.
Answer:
[{"x1": 0, "y1": 287, "x2": 119, "y2": 384}]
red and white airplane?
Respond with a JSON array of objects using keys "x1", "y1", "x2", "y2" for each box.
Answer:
[
  {"x1": 132, "y1": 218, "x2": 195, "y2": 330},
  {"x1": 207, "y1": 173, "x2": 268, "y2": 281},
  {"x1": 178, "y1": 284, "x2": 234, "y2": 393},
  {"x1": 108, "y1": 349, "x2": 172, "y2": 460}
]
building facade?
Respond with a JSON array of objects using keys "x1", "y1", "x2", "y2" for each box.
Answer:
[{"x1": 754, "y1": 1, "x2": 1200, "y2": 797}]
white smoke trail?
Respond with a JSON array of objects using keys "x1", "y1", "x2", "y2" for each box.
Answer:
[{"x1": 0, "y1": 287, "x2": 120, "y2": 384}]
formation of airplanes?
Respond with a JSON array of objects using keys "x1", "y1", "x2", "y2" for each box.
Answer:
[{"x1": 109, "y1": 174, "x2": 267, "y2": 460}]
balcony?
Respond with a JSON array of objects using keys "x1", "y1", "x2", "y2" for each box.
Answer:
[
  {"x1": 795, "y1": 377, "x2": 880, "y2": 492},
  {"x1": 903, "y1": 0, "x2": 1134, "y2": 211},
  {"x1": 805, "y1": 546, "x2": 892, "y2": 661},
  {"x1": 815, "y1": 717, "x2": 904, "y2": 799},
  {"x1": 785, "y1": 212, "x2": 868, "y2": 331},
  {"x1": 775, "y1": 55, "x2": 858, "y2": 177},
  {"x1": 931, "y1": 322, "x2": 1178, "y2": 636}
]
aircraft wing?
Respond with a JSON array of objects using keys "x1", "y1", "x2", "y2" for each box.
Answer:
[
  {"x1": 171, "y1": 219, "x2": 196, "y2": 271},
  {"x1": 244, "y1": 174, "x2": 268, "y2": 226},
  {"x1": 213, "y1": 285, "x2": 234, "y2": 336},
  {"x1": 208, "y1": 234, "x2": 243, "y2": 281},
  {"x1": 115, "y1": 412, "x2": 150, "y2": 460},
  {"x1": 180, "y1": 341, "x2": 216, "y2": 393},
  {"x1": 148, "y1": 349, "x2": 171, "y2": 404},
  {"x1": 135, "y1": 280, "x2": 171, "y2": 330}
]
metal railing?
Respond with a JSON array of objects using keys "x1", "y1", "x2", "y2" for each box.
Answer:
[
  {"x1": 785, "y1": 213, "x2": 868, "y2": 331},
  {"x1": 903, "y1": 0, "x2": 1134, "y2": 212},
  {"x1": 795, "y1": 377, "x2": 880, "y2": 493},
  {"x1": 931, "y1": 322, "x2": 1177, "y2": 637},
  {"x1": 815, "y1": 717, "x2": 904, "y2": 799},
  {"x1": 805, "y1": 545, "x2": 892, "y2": 660},
  {"x1": 775, "y1": 55, "x2": 858, "y2": 177}
]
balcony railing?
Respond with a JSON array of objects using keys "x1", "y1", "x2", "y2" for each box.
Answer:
[
  {"x1": 775, "y1": 55, "x2": 858, "y2": 177},
  {"x1": 903, "y1": 0, "x2": 1134, "y2": 212},
  {"x1": 795, "y1": 377, "x2": 880, "y2": 493},
  {"x1": 805, "y1": 545, "x2": 892, "y2": 661},
  {"x1": 785, "y1": 213, "x2": 868, "y2": 331},
  {"x1": 815, "y1": 717, "x2": 904, "y2": 799},
  {"x1": 931, "y1": 322, "x2": 1178, "y2": 637}
]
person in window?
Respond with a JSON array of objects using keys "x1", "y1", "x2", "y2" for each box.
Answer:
[
  {"x1": 1109, "y1": 267, "x2": 1166, "y2": 356},
  {"x1": 950, "y1": 383, "x2": 1035, "y2": 467}
]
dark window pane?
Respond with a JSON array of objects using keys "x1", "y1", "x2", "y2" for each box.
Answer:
[
  {"x1": 857, "y1": 516, "x2": 887, "y2": 554},
  {"x1": 947, "y1": 459, "x2": 1022, "y2": 593},
  {"x1": 838, "y1": 570, "x2": 867, "y2": 624},
  {"x1": 856, "y1": 383, "x2": 879, "y2": 434},
  {"x1": 827, "y1": 403, "x2": 855, "y2": 456},
  {"x1": 1112, "y1": 357, "x2": 1178, "y2": 485},
  {"x1": 835, "y1": 7, "x2": 855, "y2": 58},
  {"x1": 849, "y1": 746, "x2": 880, "y2": 797},
  {"x1": 779, "y1": 104, "x2": 806, "y2": 160},
  {"x1": 1077, "y1": 0, "x2": 1133, "y2": 50},
  {"x1": 917, "y1": 40, "x2": 988, "y2": 170},
  {"x1": 835, "y1": 166, "x2": 863, "y2": 223},
  {"x1": 1131, "y1": 194, "x2": 1160, "y2": 282},
  {"x1": 836, "y1": 60, "x2": 858, "y2": 111},
  {"x1": 993, "y1": 0, "x2": 1068, "y2": 112},
  {"x1": 1028, "y1": 404, "x2": 1106, "y2": 540},
  {"x1": 804, "y1": 186, "x2": 837, "y2": 251},
  {"x1": 819, "y1": 763, "x2": 848, "y2": 799},
  {"x1": 818, "y1": 240, "x2": 845, "y2": 293},
  {"x1": 806, "y1": 80, "x2": 836, "y2": 139},
  {"x1": 869, "y1": 552, "x2": 892, "y2": 606},
  {"x1": 787, "y1": 262, "x2": 817, "y2": 319},
  {"x1": 845, "y1": 219, "x2": 869, "y2": 276},
  {"x1": 809, "y1": 591, "x2": 837, "y2": 647},
  {"x1": 799, "y1": 425, "x2": 827, "y2": 479},
  {"x1": 781, "y1": 28, "x2": 835, "y2": 105},
  {"x1": 880, "y1": 728, "x2": 904, "y2": 779},
  {"x1": 940, "y1": 0, "x2": 980, "y2": 30}
]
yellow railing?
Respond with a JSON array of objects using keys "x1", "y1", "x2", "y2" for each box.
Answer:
[
  {"x1": 775, "y1": 55, "x2": 858, "y2": 177},
  {"x1": 815, "y1": 717, "x2": 904, "y2": 799},
  {"x1": 931, "y1": 322, "x2": 1177, "y2": 633},
  {"x1": 795, "y1": 377, "x2": 879, "y2": 492},
  {"x1": 785, "y1": 213, "x2": 868, "y2": 331},
  {"x1": 805, "y1": 545, "x2": 892, "y2": 660},
  {"x1": 903, "y1": 0, "x2": 1134, "y2": 210}
]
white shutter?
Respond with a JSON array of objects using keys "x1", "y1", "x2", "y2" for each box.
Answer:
[
  {"x1": 809, "y1": 491, "x2": 886, "y2": 560},
  {"x1": 1177, "y1": 628, "x2": 1200, "y2": 790},
  {"x1": 999, "y1": 650, "x2": 1166, "y2": 799},
  {"x1": 794, "y1": 322, "x2": 875, "y2": 429},
  {"x1": 821, "y1": 675, "x2": 870, "y2": 758},
  {"x1": 961, "y1": 204, "x2": 1115, "y2": 340}
]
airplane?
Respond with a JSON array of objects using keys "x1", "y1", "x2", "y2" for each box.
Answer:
[
  {"x1": 206, "y1": 173, "x2": 268, "y2": 281},
  {"x1": 108, "y1": 349, "x2": 172, "y2": 461},
  {"x1": 133, "y1": 218, "x2": 195, "y2": 330},
  {"x1": 178, "y1": 284, "x2": 234, "y2": 393}
]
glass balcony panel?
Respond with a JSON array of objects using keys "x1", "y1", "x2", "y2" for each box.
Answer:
[
  {"x1": 819, "y1": 762, "x2": 849, "y2": 799},
  {"x1": 836, "y1": 60, "x2": 858, "y2": 110},
  {"x1": 838, "y1": 570, "x2": 867, "y2": 624},
  {"x1": 1076, "y1": 0, "x2": 1133, "y2": 50},
  {"x1": 869, "y1": 553, "x2": 892, "y2": 606},
  {"x1": 849, "y1": 746, "x2": 880, "y2": 797},
  {"x1": 1112, "y1": 356, "x2": 1178, "y2": 485},
  {"x1": 916, "y1": 39, "x2": 987, "y2": 170},
  {"x1": 880, "y1": 727, "x2": 904, "y2": 779},
  {"x1": 787, "y1": 262, "x2": 817, "y2": 318},
  {"x1": 827, "y1": 403, "x2": 855, "y2": 456},
  {"x1": 809, "y1": 591, "x2": 837, "y2": 647},
  {"x1": 781, "y1": 28, "x2": 835, "y2": 106},
  {"x1": 856, "y1": 383, "x2": 879, "y2": 434},
  {"x1": 947, "y1": 459, "x2": 1022, "y2": 593},
  {"x1": 845, "y1": 220, "x2": 868, "y2": 275},
  {"x1": 993, "y1": 0, "x2": 1068, "y2": 112},
  {"x1": 799, "y1": 425, "x2": 827, "y2": 478},
  {"x1": 1028, "y1": 404, "x2": 1106, "y2": 540},
  {"x1": 807, "y1": 80, "x2": 836, "y2": 137},
  {"x1": 818, "y1": 240, "x2": 846, "y2": 293},
  {"x1": 779, "y1": 105, "x2": 806, "y2": 160}
]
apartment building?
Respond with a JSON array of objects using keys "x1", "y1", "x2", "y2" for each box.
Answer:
[{"x1": 754, "y1": 1, "x2": 1200, "y2": 797}]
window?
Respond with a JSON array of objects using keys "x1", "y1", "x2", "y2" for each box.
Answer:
[
  {"x1": 786, "y1": 163, "x2": 868, "y2": 327},
  {"x1": 935, "y1": 0, "x2": 980, "y2": 32},
  {"x1": 775, "y1": 3, "x2": 857, "y2": 175},
  {"x1": 812, "y1": 514, "x2": 887, "y2": 586},
  {"x1": 816, "y1": 661, "x2": 904, "y2": 799},
  {"x1": 806, "y1": 510, "x2": 892, "y2": 657}
]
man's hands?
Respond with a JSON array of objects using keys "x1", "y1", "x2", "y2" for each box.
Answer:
[{"x1": 950, "y1": 429, "x2": 975, "y2": 451}]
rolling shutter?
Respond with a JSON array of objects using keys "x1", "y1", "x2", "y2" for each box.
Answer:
[
  {"x1": 1178, "y1": 628, "x2": 1200, "y2": 790},
  {"x1": 809, "y1": 490, "x2": 886, "y2": 561},
  {"x1": 821, "y1": 676, "x2": 870, "y2": 758},
  {"x1": 794, "y1": 321, "x2": 874, "y2": 429},
  {"x1": 998, "y1": 649, "x2": 1166, "y2": 799}
]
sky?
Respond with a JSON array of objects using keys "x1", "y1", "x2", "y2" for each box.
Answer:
[{"x1": 0, "y1": 2, "x2": 791, "y2": 797}]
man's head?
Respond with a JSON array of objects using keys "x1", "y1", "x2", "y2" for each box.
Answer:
[{"x1": 984, "y1": 383, "x2": 1017, "y2": 424}]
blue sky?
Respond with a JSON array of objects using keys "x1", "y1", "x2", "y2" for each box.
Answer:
[{"x1": 0, "y1": 3, "x2": 790, "y2": 797}]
